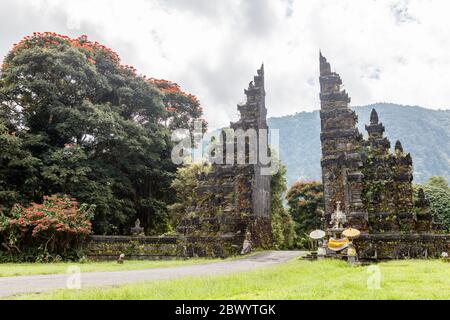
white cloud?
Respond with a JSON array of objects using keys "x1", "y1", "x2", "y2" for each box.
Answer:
[{"x1": 1, "y1": 0, "x2": 450, "y2": 129}]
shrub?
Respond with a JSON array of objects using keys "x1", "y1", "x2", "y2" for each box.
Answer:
[
  {"x1": 286, "y1": 180, "x2": 324, "y2": 248},
  {"x1": 421, "y1": 186, "x2": 450, "y2": 232},
  {"x1": 0, "y1": 195, "x2": 95, "y2": 262}
]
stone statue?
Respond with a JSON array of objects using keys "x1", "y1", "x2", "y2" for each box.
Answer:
[
  {"x1": 330, "y1": 202, "x2": 347, "y2": 229},
  {"x1": 131, "y1": 219, "x2": 145, "y2": 236},
  {"x1": 415, "y1": 188, "x2": 430, "y2": 208},
  {"x1": 117, "y1": 253, "x2": 125, "y2": 264},
  {"x1": 241, "y1": 231, "x2": 252, "y2": 255},
  {"x1": 317, "y1": 240, "x2": 327, "y2": 260}
]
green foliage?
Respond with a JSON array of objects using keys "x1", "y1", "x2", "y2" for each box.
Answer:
[
  {"x1": 270, "y1": 162, "x2": 296, "y2": 249},
  {"x1": 0, "y1": 195, "x2": 95, "y2": 262},
  {"x1": 286, "y1": 180, "x2": 324, "y2": 247},
  {"x1": 168, "y1": 160, "x2": 297, "y2": 249},
  {"x1": 41, "y1": 145, "x2": 91, "y2": 194},
  {"x1": 0, "y1": 33, "x2": 205, "y2": 236},
  {"x1": 149, "y1": 79, "x2": 207, "y2": 135},
  {"x1": 426, "y1": 176, "x2": 449, "y2": 191},
  {"x1": 268, "y1": 103, "x2": 450, "y2": 186},
  {"x1": 417, "y1": 177, "x2": 450, "y2": 232},
  {"x1": 0, "y1": 120, "x2": 41, "y2": 212},
  {"x1": 168, "y1": 162, "x2": 212, "y2": 228}
]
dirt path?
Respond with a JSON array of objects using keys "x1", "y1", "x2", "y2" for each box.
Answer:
[{"x1": 0, "y1": 251, "x2": 303, "y2": 298}]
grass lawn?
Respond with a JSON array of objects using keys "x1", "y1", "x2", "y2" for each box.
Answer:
[
  {"x1": 17, "y1": 258, "x2": 450, "y2": 300},
  {"x1": 0, "y1": 258, "x2": 224, "y2": 278}
]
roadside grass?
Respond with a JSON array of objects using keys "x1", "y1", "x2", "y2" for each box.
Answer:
[
  {"x1": 0, "y1": 251, "x2": 264, "y2": 278},
  {"x1": 0, "y1": 257, "x2": 237, "y2": 278},
  {"x1": 17, "y1": 258, "x2": 450, "y2": 300}
]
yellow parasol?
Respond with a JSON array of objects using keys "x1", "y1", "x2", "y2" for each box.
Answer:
[{"x1": 342, "y1": 228, "x2": 361, "y2": 239}]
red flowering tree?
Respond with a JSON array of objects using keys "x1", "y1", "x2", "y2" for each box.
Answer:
[
  {"x1": 7, "y1": 32, "x2": 121, "y2": 68},
  {"x1": 2, "y1": 195, "x2": 95, "y2": 260},
  {"x1": 0, "y1": 32, "x2": 208, "y2": 235},
  {"x1": 4, "y1": 32, "x2": 206, "y2": 134},
  {"x1": 149, "y1": 78, "x2": 207, "y2": 134}
]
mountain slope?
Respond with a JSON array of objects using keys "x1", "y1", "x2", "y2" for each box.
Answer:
[{"x1": 268, "y1": 103, "x2": 450, "y2": 186}]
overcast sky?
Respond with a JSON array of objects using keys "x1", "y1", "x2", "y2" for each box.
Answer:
[{"x1": 1, "y1": 0, "x2": 450, "y2": 129}]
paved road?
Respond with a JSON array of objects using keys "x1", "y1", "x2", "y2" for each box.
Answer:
[{"x1": 0, "y1": 251, "x2": 303, "y2": 298}]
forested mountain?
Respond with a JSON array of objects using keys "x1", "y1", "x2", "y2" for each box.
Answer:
[{"x1": 268, "y1": 103, "x2": 450, "y2": 187}]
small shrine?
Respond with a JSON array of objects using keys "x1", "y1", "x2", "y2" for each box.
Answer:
[{"x1": 308, "y1": 202, "x2": 361, "y2": 263}]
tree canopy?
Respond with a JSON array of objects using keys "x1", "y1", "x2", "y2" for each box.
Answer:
[
  {"x1": 0, "y1": 32, "x2": 205, "y2": 235},
  {"x1": 426, "y1": 176, "x2": 449, "y2": 191}
]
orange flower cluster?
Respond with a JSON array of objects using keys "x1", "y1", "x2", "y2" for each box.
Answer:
[
  {"x1": 9, "y1": 32, "x2": 121, "y2": 68},
  {"x1": 9, "y1": 195, "x2": 93, "y2": 237},
  {"x1": 7, "y1": 33, "x2": 152, "y2": 77},
  {"x1": 148, "y1": 78, "x2": 183, "y2": 94},
  {"x1": 148, "y1": 78, "x2": 201, "y2": 113},
  {"x1": 121, "y1": 64, "x2": 138, "y2": 75},
  {"x1": 5, "y1": 32, "x2": 205, "y2": 118}
]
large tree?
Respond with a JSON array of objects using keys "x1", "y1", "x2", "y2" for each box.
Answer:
[
  {"x1": 0, "y1": 119, "x2": 40, "y2": 212},
  {"x1": 0, "y1": 32, "x2": 204, "y2": 235},
  {"x1": 149, "y1": 78, "x2": 207, "y2": 135}
]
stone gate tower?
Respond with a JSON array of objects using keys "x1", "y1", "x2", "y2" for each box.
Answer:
[
  {"x1": 319, "y1": 52, "x2": 365, "y2": 225},
  {"x1": 231, "y1": 65, "x2": 271, "y2": 222},
  {"x1": 318, "y1": 53, "x2": 449, "y2": 259},
  {"x1": 177, "y1": 65, "x2": 272, "y2": 257}
]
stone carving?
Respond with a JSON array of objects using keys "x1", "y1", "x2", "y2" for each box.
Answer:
[
  {"x1": 130, "y1": 219, "x2": 145, "y2": 236},
  {"x1": 330, "y1": 201, "x2": 347, "y2": 229},
  {"x1": 415, "y1": 188, "x2": 430, "y2": 208},
  {"x1": 241, "y1": 232, "x2": 253, "y2": 255}
]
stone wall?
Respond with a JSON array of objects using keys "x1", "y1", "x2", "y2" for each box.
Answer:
[
  {"x1": 86, "y1": 235, "x2": 183, "y2": 261},
  {"x1": 85, "y1": 234, "x2": 242, "y2": 260},
  {"x1": 354, "y1": 233, "x2": 450, "y2": 260}
]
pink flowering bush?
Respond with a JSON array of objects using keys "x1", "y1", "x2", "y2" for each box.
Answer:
[{"x1": 1, "y1": 195, "x2": 95, "y2": 262}]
